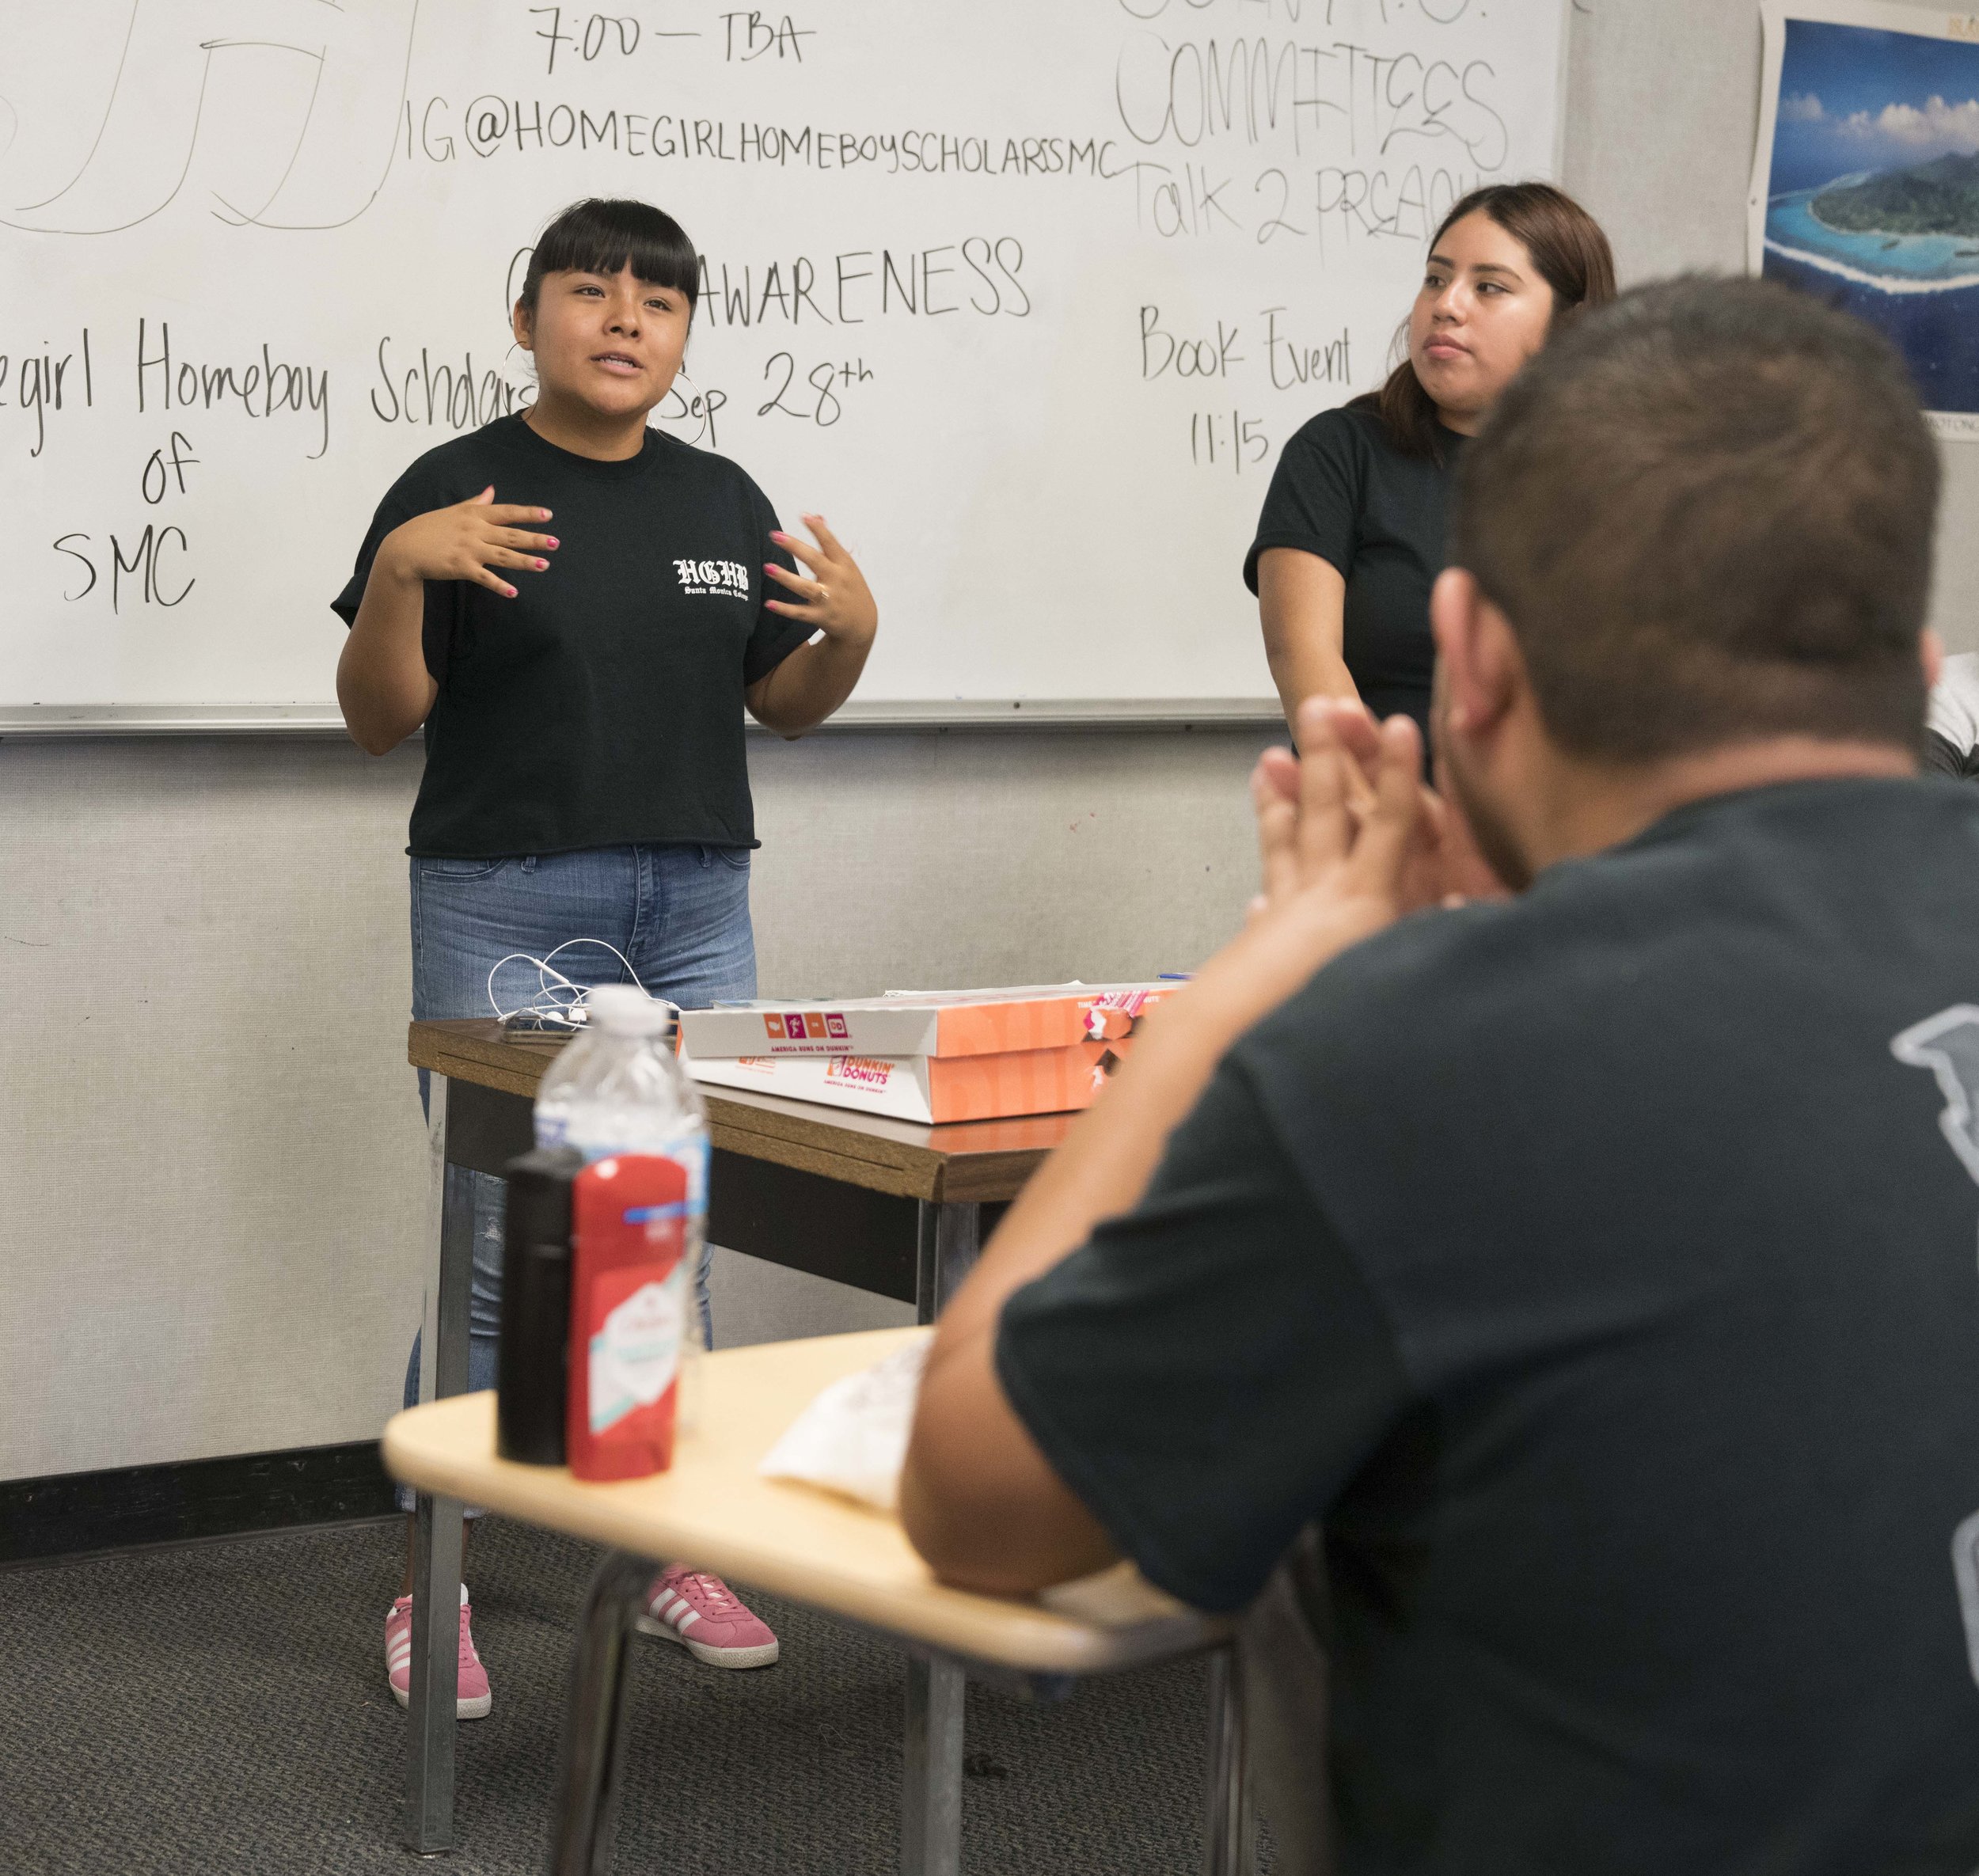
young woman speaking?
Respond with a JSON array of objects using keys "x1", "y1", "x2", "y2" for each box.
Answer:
[{"x1": 336, "y1": 196, "x2": 878, "y2": 1713}]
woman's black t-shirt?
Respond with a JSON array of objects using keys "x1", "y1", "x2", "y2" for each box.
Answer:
[
  {"x1": 332, "y1": 415, "x2": 811, "y2": 857},
  {"x1": 1243, "y1": 404, "x2": 1466, "y2": 736}
]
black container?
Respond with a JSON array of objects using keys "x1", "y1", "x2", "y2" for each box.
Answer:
[{"x1": 496, "y1": 1146, "x2": 583, "y2": 1465}]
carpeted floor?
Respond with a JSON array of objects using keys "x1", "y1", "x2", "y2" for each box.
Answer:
[{"x1": 0, "y1": 1517, "x2": 1243, "y2": 1875}]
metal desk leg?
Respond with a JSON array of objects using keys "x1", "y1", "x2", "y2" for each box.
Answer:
[
  {"x1": 548, "y1": 1551, "x2": 653, "y2": 1876},
  {"x1": 915, "y1": 1202, "x2": 982, "y2": 1327},
  {"x1": 902, "y1": 1654, "x2": 966, "y2": 1876},
  {"x1": 906, "y1": 1212, "x2": 974, "y2": 1873},
  {"x1": 1201, "y1": 1647, "x2": 1256, "y2": 1876},
  {"x1": 405, "y1": 1077, "x2": 475, "y2": 1855}
]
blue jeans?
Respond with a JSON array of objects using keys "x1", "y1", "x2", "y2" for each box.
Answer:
[{"x1": 402, "y1": 843, "x2": 756, "y2": 1443}]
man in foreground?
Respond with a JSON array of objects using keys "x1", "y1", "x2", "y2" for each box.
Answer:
[{"x1": 902, "y1": 278, "x2": 1979, "y2": 1870}]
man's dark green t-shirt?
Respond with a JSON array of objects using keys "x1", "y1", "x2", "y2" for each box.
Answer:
[
  {"x1": 997, "y1": 778, "x2": 1979, "y2": 1874},
  {"x1": 332, "y1": 415, "x2": 810, "y2": 857}
]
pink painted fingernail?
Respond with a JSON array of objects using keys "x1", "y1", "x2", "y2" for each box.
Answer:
[
  {"x1": 769, "y1": 531, "x2": 788, "y2": 542},
  {"x1": 545, "y1": 537, "x2": 559, "y2": 548},
  {"x1": 503, "y1": 583, "x2": 517, "y2": 597},
  {"x1": 534, "y1": 559, "x2": 549, "y2": 570}
]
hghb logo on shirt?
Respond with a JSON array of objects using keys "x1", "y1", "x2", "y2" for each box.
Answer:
[{"x1": 674, "y1": 558, "x2": 750, "y2": 600}]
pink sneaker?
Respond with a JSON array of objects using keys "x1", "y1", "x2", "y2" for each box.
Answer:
[
  {"x1": 637, "y1": 1565, "x2": 780, "y2": 1669},
  {"x1": 386, "y1": 1583, "x2": 492, "y2": 1718}
]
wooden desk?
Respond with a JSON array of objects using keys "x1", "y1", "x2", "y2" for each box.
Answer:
[
  {"x1": 401, "y1": 1020, "x2": 1077, "y2": 1854},
  {"x1": 385, "y1": 1330, "x2": 1248, "y2": 1876},
  {"x1": 412, "y1": 1019, "x2": 1072, "y2": 1303}
]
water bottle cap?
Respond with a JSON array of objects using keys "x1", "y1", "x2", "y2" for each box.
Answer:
[{"x1": 585, "y1": 984, "x2": 674, "y2": 1037}]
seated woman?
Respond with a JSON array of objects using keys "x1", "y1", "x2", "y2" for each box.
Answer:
[{"x1": 1248, "y1": 182, "x2": 1614, "y2": 742}]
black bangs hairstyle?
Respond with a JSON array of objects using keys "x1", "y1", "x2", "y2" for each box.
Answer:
[{"x1": 519, "y1": 198, "x2": 699, "y2": 315}]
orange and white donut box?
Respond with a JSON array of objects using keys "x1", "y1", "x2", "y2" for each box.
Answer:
[{"x1": 677, "y1": 984, "x2": 1180, "y2": 1124}]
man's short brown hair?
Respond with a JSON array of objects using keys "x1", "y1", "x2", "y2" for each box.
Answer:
[{"x1": 1453, "y1": 276, "x2": 1938, "y2": 760}]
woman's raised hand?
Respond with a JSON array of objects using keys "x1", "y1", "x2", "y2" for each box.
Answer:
[
  {"x1": 380, "y1": 486, "x2": 558, "y2": 598},
  {"x1": 763, "y1": 515, "x2": 878, "y2": 647}
]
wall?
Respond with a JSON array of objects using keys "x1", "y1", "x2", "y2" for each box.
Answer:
[
  {"x1": 0, "y1": 726, "x2": 1274, "y2": 1478},
  {"x1": 1563, "y1": 0, "x2": 1979, "y2": 643},
  {"x1": 5, "y1": 0, "x2": 1972, "y2": 1481}
]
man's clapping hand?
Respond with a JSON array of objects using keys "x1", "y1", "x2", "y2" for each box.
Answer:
[{"x1": 1251, "y1": 697, "x2": 1506, "y2": 925}]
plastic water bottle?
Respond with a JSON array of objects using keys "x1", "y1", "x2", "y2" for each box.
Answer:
[{"x1": 534, "y1": 984, "x2": 711, "y2": 1425}]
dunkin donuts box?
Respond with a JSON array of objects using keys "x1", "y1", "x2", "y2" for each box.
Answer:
[
  {"x1": 678, "y1": 983, "x2": 1172, "y2": 1061},
  {"x1": 682, "y1": 1039, "x2": 1123, "y2": 1125},
  {"x1": 678, "y1": 984, "x2": 1178, "y2": 1124}
]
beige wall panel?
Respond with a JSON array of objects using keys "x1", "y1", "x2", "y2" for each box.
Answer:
[
  {"x1": 0, "y1": 727, "x2": 1274, "y2": 1479},
  {"x1": 0, "y1": 739, "x2": 428, "y2": 1477}
]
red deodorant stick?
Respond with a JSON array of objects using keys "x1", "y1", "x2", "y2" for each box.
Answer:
[{"x1": 567, "y1": 1155, "x2": 689, "y2": 1483}]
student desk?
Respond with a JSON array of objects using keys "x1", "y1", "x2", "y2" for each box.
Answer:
[
  {"x1": 384, "y1": 1328, "x2": 1249, "y2": 1876},
  {"x1": 401, "y1": 1020, "x2": 1075, "y2": 1854}
]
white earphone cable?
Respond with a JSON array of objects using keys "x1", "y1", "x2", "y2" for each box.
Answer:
[{"x1": 486, "y1": 938, "x2": 659, "y2": 1028}]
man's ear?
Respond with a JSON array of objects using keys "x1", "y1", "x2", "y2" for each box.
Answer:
[
  {"x1": 1922, "y1": 628, "x2": 1945, "y2": 693},
  {"x1": 1431, "y1": 569, "x2": 1522, "y2": 739}
]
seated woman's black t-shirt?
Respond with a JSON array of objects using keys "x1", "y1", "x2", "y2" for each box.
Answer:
[
  {"x1": 332, "y1": 414, "x2": 811, "y2": 857},
  {"x1": 1243, "y1": 404, "x2": 1466, "y2": 738}
]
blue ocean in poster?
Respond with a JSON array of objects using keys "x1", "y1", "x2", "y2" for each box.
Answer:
[
  {"x1": 1767, "y1": 181, "x2": 1979, "y2": 287},
  {"x1": 1761, "y1": 19, "x2": 1979, "y2": 418}
]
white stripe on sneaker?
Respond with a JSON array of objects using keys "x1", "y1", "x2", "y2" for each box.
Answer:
[{"x1": 674, "y1": 1608, "x2": 701, "y2": 1632}]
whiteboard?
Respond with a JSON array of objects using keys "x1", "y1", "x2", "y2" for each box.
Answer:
[{"x1": 0, "y1": 0, "x2": 1566, "y2": 726}]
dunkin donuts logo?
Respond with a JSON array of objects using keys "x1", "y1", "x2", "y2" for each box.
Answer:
[
  {"x1": 674, "y1": 557, "x2": 750, "y2": 600},
  {"x1": 765, "y1": 1011, "x2": 849, "y2": 1043},
  {"x1": 824, "y1": 1055, "x2": 894, "y2": 1089}
]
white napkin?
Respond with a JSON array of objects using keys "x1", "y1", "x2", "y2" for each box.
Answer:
[{"x1": 758, "y1": 1332, "x2": 935, "y2": 1513}]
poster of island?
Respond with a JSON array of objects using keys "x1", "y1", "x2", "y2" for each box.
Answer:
[{"x1": 1752, "y1": 2, "x2": 1979, "y2": 438}]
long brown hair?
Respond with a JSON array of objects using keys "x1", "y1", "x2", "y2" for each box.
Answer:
[{"x1": 1358, "y1": 182, "x2": 1616, "y2": 461}]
